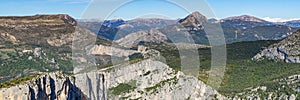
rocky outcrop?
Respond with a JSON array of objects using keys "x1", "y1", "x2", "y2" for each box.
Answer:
[
  {"x1": 115, "y1": 29, "x2": 168, "y2": 48},
  {"x1": 0, "y1": 32, "x2": 18, "y2": 43},
  {"x1": 252, "y1": 47, "x2": 300, "y2": 63},
  {"x1": 253, "y1": 30, "x2": 300, "y2": 63},
  {"x1": 0, "y1": 59, "x2": 225, "y2": 100},
  {"x1": 88, "y1": 44, "x2": 138, "y2": 57}
]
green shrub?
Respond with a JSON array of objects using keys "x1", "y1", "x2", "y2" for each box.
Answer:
[
  {"x1": 0, "y1": 74, "x2": 39, "y2": 88},
  {"x1": 128, "y1": 53, "x2": 144, "y2": 60},
  {"x1": 109, "y1": 80, "x2": 137, "y2": 95}
]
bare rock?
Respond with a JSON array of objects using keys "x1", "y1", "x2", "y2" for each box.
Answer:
[{"x1": 253, "y1": 30, "x2": 300, "y2": 63}]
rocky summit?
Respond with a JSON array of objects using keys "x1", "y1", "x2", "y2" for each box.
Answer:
[
  {"x1": 253, "y1": 29, "x2": 300, "y2": 63},
  {"x1": 179, "y1": 11, "x2": 208, "y2": 30}
]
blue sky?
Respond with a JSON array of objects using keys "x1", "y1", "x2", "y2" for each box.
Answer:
[{"x1": 1, "y1": 0, "x2": 299, "y2": 21}]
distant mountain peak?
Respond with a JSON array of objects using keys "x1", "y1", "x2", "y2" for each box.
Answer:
[
  {"x1": 190, "y1": 11, "x2": 205, "y2": 18},
  {"x1": 222, "y1": 15, "x2": 267, "y2": 23},
  {"x1": 183, "y1": 11, "x2": 207, "y2": 22},
  {"x1": 239, "y1": 15, "x2": 253, "y2": 17},
  {"x1": 179, "y1": 11, "x2": 207, "y2": 30}
]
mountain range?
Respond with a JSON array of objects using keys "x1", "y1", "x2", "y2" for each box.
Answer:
[
  {"x1": 0, "y1": 12, "x2": 300, "y2": 99},
  {"x1": 79, "y1": 11, "x2": 298, "y2": 46}
]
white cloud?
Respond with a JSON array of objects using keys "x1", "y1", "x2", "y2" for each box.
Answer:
[{"x1": 262, "y1": 17, "x2": 300, "y2": 22}]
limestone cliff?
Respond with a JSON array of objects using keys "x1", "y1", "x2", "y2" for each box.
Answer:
[{"x1": 0, "y1": 60, "x2": 225, "y2": 100}]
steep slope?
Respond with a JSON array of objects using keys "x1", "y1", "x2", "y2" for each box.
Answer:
[
  {"x1": 78, "y1": 21, "x2": 103, "y2": 34},
  {"x1": 0, "y1": 14, "x2": 76, "y2": 82},
  {"x1": 0, "y1": 59, "x2": 225, "y2": 100},
  {"x1": 253, "y1": 29, "x2": 300, "y2": 63},
  {"x1": 0, "y1": 14, "x2": 76, "y2": 45},
  {"x1": 0, "y1": 14, "x2": 111, "y2": 83}
]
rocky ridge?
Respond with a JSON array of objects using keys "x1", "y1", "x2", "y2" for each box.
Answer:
[
  {"x1": 221, "y1": 15, "x2": 268, "y2": 23},
  {"x1": 253, "y1": 30, "x2": 300, "y2": 63}
]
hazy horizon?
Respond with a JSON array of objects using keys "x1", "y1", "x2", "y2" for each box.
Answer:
[
  {"x1": 2, "y1": 12, "x2": 300, "y2": 23},
  {"x1": 1, "y1": 0, "x2": 300, "y2": 22}
]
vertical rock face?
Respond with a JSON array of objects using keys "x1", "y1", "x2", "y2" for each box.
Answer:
[
  {"x1": 0, "y1": 60, "x2": 225, "y2": 100},
  {"x1": 74, "y1": 72, "x2": 106, "y2": 100},
  {"x1": 253, "y1": 30, "x2": 300, "y2": 63},
  {"x1": 0, "y1": 72, "x2": 88, "y2": 100}
]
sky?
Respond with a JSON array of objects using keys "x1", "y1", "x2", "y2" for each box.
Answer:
[{"x1": 0, "y1": 0, "x2": 300, "y2": 22}]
